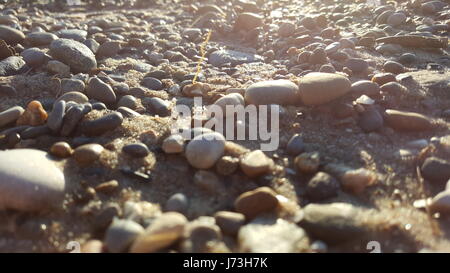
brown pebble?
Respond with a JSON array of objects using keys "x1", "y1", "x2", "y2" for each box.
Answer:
[
  {"x1": 216, "y1": 156, "x2": 239, "y2": 176},
  {"x1": 95, "y1": 180, "x2": 119, "y2": 193},
  {"x1": 384, "y1": 109, "x2": 433, "y2": 131},
  {"x1": 240, "y1": 150, "x2": 274, "y2": 178},
  {"x1": 50, "y1": 141, "x2": 73, "y2": 158},
  {"x1": 16, "y1": 100, "x2": 48, "y2": 126},
  {"x1": 234, "y1": 187, "x2": 279, "y2": 219},
  {"x1": 294, "y1": 152, "x2": 320, "y2": 174},
  {"x1": 73, "y1": 143, "x2": 104, "y2": 165}
]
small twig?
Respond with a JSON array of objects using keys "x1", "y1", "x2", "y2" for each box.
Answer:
[{"x1": 192, "y1": 29, "x2": 212, "y2": 84}]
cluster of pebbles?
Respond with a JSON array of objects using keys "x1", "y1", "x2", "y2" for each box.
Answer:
[{"x1": 0, "y1": 0, "x2": 449, "y2": 253}]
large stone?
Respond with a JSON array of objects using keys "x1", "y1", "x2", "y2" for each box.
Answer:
[
  {"x1": 245, "y1": 80, "x2": 300, "y2": 105},
  {"x1": 0, "y1": 149, "x2": 65, "y2": 211},
  {"x1": 49, "y1": 38, "x2": 97, "y2": 73},
  {"x1": 298, "y1": 72, "x2": 351, "y2": 106}
]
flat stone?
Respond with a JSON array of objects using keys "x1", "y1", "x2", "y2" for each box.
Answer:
[
  {"x1": 238, "y1": 218, "x2": 308, "y2": 253},
  {"x1": 245, "y1": 80, "x2": 300, "y2": 105},
  {"x1": 49, "y1": 38, "x2": 97, "y2": 73},
  {"x1": 185, "y1": 132, "x2": 226, "y2": 169},
  {"x1": 130, "y1": 212, "x2": 187, "y2": 253},
  {"x1": 86, "y1": 77, "x2": 117, "y2": 105},
  {"x1": 298, "y1": 72, "x2": 351, "y2": 106},
  {"x1": 61, "y1": 79, "x2": 85, "y2": 93},
  {"x1": 20, "y1": 47, "x2": 49, "y2": 67},
  {"x1": 25, "y1": 32, "x2": 58, "y2": 46},
  {"x1": 350, "y1": 80, "x2": 380, "y2": 97},
  {"x1": 56, "y1": 29, "x2": 87, "y2": 42},
  {"x1": 56, "y1": 91, "x2": 89, "y2": 104},
  {"x1": 97, "y1": 41, "x2": 122, "y2": 58},
  {"x1": 209, "y1": 49, "x2": 263, "y2": 67},
  {"x1": 234, "y1": 12, "x2": 263, "y2": 31},
  {"x1": 81, "y1": 112, "x2": 123, "y2": 136},
  {"x1": 240, "y1": 150, "x2": 274, "y2": 177},
  {"x1": 141, "y1": 77, "x2": 163, "y2": 90},
  {"x1": 0, "y1": 106, "x2": 24, "y2": 128},
  {"x1": 234, "y1": 187, "x2": 279, "y2": 219},
  {"x1": 122, "y1": 143, "x2": 149, "y2": 158},
  {"x1": 143, "y1": 97, "x2": 171, "y2": 117},
  {"x1": 0, "y1": 149, "x2": 65, "y2": 211}
]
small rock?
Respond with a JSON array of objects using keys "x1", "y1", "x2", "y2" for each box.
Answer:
[
  {"x1": 162, "y1": 134, "x2": 185, "y2": 154},
  {"x1": 0, "y1": 84, "x2": 16, "y2": 97},
  {"x1": 245, "y1": 80, "x2": 299, "y2": 106},
  {"x1": 421, "y1": 157, "x2": 450, "y2": 184},
  {"x1": 278, "y1": 22, "x2": 296, "y2": 37},
  {"x1": 141, "y1": 77, "x2": 163, "y2": 90},
  {"x1": 298, "y1": 72, "x2": 351, "y2": 106},
  {"x1": 117, "y1": 95, "x2": 138, "y2": 110},
  {"x1": 165, "y1": 193, "x2": 189, "y2": 214},
  {"x1": 306, "y1": 172, "x2": 340, "y2": 201},
  {"x1": 50, "y1": 141, "x2": 73, "y2": 158},
  {"x1": 180, "y1": 217, "x2": 223, "y2": 253},
  {"x1": 193, "y1": 170, "x2": 222, "y2": 193},
  {"x1": 144, "y1": 97, "x2": 171, "y2": 117},
  {"x1": 95, "y1": 180, "x2": 119, "y2": 193},
  {"x1": 345, "y1": 58, "x2": 369, "y2": 74},
  {"x1": 25, "y1": 32, "x2": 58, "y2": 46},
  {"x1": 340, "y1": 168, "x2": 377, "y2": 194},
  {"x1": 56, "y1": 29, "x2": 87, "y2": 42},
  {"x1": 16, "y1": 100, "x2": 48, "y2": 126},
  {"x1": 122, "y1": 143, "x2": 149, "y2": 158},
  {"x1": 234, "y1": 12, "x2": 263, "y2": 31},
  {"x1": 0, "y1": 106, "x2": 24, "y2": 128},
  {"x1": 47, "y1": 60, "x2": 70, "y2": 75},
  {"x1": 0, "y1": 149, "x2": 65, "y2": 211},
  {"x1": 430, "y1": 190, "x2": 450, "y2": 214},
  {"x1": 386, "y1": 12, "x2": 407, "y2": 27},
  {"x1": 56, "y1": 91, "x2": 89, "y2": 104},
  {"x1": 130, "y1": 212, "x2": 187, "y2": 253},
  {"x1": 234, "y1": 187, "x2": 279, "y2": 219},
  {"x1": 0, "y1": 56, "x2": 26, "y2": 76},
  {"x1": 212, "y1": 93, "x2": 245, "y2": 117},
  {"x1": 0, "y1": 25, "x2": 25, "y2": 45},
  {"x1": 350, "y1": 80, "x2": 380, "y2": 97},
  {"x1": 104, "y1": 218, "x2": 144, "y2": 253},
  {"x1": 61, "y1": 79, "x2": 85, "y2": 93},
  {"x1": 371, "y1": 73, "x2": 396, "y2": 85},
  {"x1": 73, "y1": 143, "x2": 104, "y2": 165},
  {"x1": 294, "y1": 152, "x2": 320, "y2": 174},
  {"x1": 185, "y1": 132, "x2": 226, "y2": 169},
  {"x1": 209, "y1": 49, "x2": 263, "y2": 67},
  {"x1": 60, "y1": 105, "x2": 84, "y2": 136},
  {"x1": 49, "y1": 38, "x2": 97, "y2": 73},
  {"x1": 216, "y1": 156, "x2": 239, "y2": 176},
  {"x1": 86, "y1": 77, "x2": 117, "y2": 105},
  {"x1": 97, "y1": 41, "x2": 122, "y2": 58},
  {"x1": 384, "y1": 109, "x2": 433, "y2": 131},
  {"x1": 214, "y1": 211, "x2": 245, "y2": 236},
  {"x1": 383, "y1": 61, "x2": 405, "y2": 74},
  {"x1": 240, "y1": 150, "x2": 274, "y2": 178},
  {"x1": 358, "y1": 106, "x2": 384, "y2": 133},
  {"x1": 286, "y1": 134, "x2": 305, "y2": 156},
  {"x1": 20, "y1": 47, "x2": 49, "y2": 67},
  {"x1": 81, "y1": 112, "x2": 123, "y2": 136}
]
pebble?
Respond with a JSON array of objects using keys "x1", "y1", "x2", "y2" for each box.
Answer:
[
  {"x1": 300, "y1": 203, "x2": 367, "y2": 244},
  {"x1": 398, "y1": 53, "x2": 416, "y2": 64},
  {"x1": 0, "y1": 106, "x2": 24, "y2": 128},
  {"x1": 380, "y1": 82, "x2": 407, "y2": 97},
  {"x1": 216, "y1": 156, "x2": 239, "y2": 176},
  {"x1": 214, "y1": 211, "x2": 245, "y2": 236},
  {"x1": 185, "y1": 132, "x2": 226, "y2": 169},
  {"x1": 73, "y1": 143, "x2": 104, "y2": 165},
  {"x1": 144, "y1": 97, "x2": 171, "y2": 117},
  {"x1": 117, "y1": 106, "x2": 141, "y2": 118},
  {"x1": 20, "y1": 47, "x2": 48, "y2": 67},
  {"x1": 309, "y1": 47, "x2": 327, "y2": 64},
  {"x1": 421, "y1": 157, "x2": 450, "y2": 185},
  {"x1": 306, "y1": 172, "x2": 340, "y2": 201},
  {"x1": 60, "y1": 105, "x2": 84, "y2": 136},
  {"x1": 16, "y1": 100, "x2": 48, "y2": 126},
  {"x1": 234, "y1": 12, "x2": 263, "y2": 31},
  {"x1": 165, "y1": 193, "x2": 189, "y2": 214},
  {"x1": 122, "y1": 143, "x2": 150, "y2": 158},
  {"x1": 61, "y1": 79, "x2": 85, "y2": 93},
  {"x1": 430, "y1": 190, "x2": 450, "y2": 214},
  {"x1": 212, "y1": 93, "x2": 245, "y2": 116},
  {"x1": 0, "y1": 149, "x2": 65, "y2": 211},
  {"x1": 286, "y1": 134, "x2": 305, "y2": 156},
  {"x1": 81, "y1": 240, "x2": 103, "y2": 253},
  {"x1": 130, "y1": 212, "x2": 187, "y2": 253},
  {"x1": 384, "y1": 109, "x2": 433, "y2": 131},
  {"x1": 141, "y1": 77, "x2": 163, "y2": 90},
  {"x1": 193, "y1": 170, "x2": 222, "y2": 193},
  {"x1": 238, "y1": 217, "x2": 308, "y2": 253},
  {"x1": 0, "y1": 56, "x2": 26, "y2": 76},
  {"x1": 56, "y1": 91, "x2": 89, "y2": 104},
  {"x1": 97, "y1": 41, "x2": 122, "y2": 58},
  {"x1": 383, "y1": 61, "x2": 405, "y2": 74},
  {"x1": 47, "y1": 60, "x2": 70, "y2": 75},
  {"x1": 298, "y1": 72, "x2": 351, "y2": 106},
  {"x1": 95, "y1": 180, "x2": 119, "y2": 193},
  {"x1": 234, "y1": 187, "x2": 279, "y2": 219},
  {"x1": 350, "y1": 80, "x2": 380, "y2": 97},
  {"x1": 20, "y1": 125, "x2": 51, "y2": 139},
  {"x1": 0, "y1": 84, "x2": 16, "y2": 97},
  {"x1": 162, "y1": 134, "x2": 185, "y2": 154},
  {"x1": 117, "y1": 95, "x2": 138, "y2": 110},
  {"x1": 245, "y1": 80, "x2": 299, "y2": 106},
  {"x1": 25, "y1": 32, "x2": 58, "y2": 46},
  {"x1": 386, "y1": 12, "x2": 407, "y2": 27},
  {"x1": 240, "y1": 150, "x2": 274, "y2": 178},
  {"x1": 104, "y1": 218, "x2": 144, "y2": 253},
  {"x1": 180, "y1": 217, "x2": 222, "y2": 253},
  {"x1": 86, "y1": 77, "x2": 117, "y2": 105},
  {"x1": 294, "y1": 151, "x2": 320, "y2": 174},
  {"x1": 371, "y1": 73, "x2": 396, "y2": 85},
  {"x1": 278, "y1": 22, "x2": 296, "y2": 37},
  {"x1": 49, "y1": 38, "x2": 97, "y2": 73},
  {"x1": 345, "y1": 58, "x2": 369, "y2": 74},
  {"x1": 208, "y1": 49, "x2": 263, "y2": 67},
  {"x1": 0, "y1": 25, "x2": 25, "y2": 45},
  {"x1": 50, "y1": 141, "x2": 73, "y2": 158},
  {"x1": 358, "y1": 106, "x2": 384, "y2": 133},
  {"x1": 81, "y1": 112, "x2": 123, "y2": 136}
]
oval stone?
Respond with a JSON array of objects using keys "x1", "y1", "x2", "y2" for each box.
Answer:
[
  {"x1": 185, "y1": 132, "x2": 226, "y2": 169},
  {"x1": 298, "y1": 72, "x2": 351, "y2": 106},
  {"x1": 49, "y1": 38, "x2": 97, "y2": 73},
  {"x1": 245, "y1": 80, "x2": 299, "y2": 105}
]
